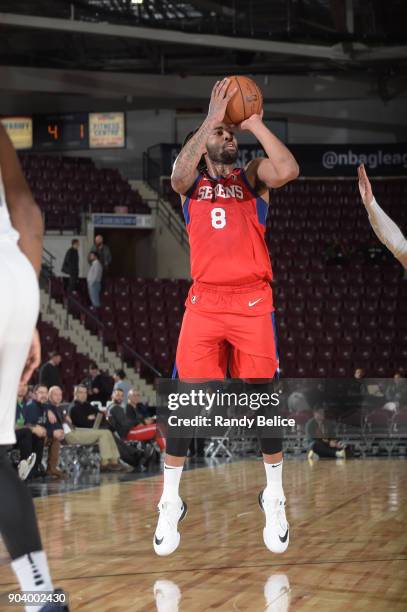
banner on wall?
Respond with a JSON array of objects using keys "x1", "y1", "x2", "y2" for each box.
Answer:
[
  {"x1": 153, "y1": 143, "x2": 407, "y2": 177},
  {"x1": 89, "y1": 112, "x2": 125, "y2": 148},
  {"x1": 1, "y1": 116, "x2": 33, "y2": 150},
  {"x1": 92, "y1": 213, "x2": 154, "y2": 229}
]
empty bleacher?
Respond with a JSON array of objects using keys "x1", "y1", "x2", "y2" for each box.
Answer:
[{"x1": 20, "y1": 154, "x2": 151, "y2": 231}]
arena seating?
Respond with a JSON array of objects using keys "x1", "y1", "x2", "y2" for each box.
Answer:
[
  {"x1": 37, "y1": 315, "x2": 94, "y2": 396},
  {"x1": 20, "y1": 154, "x2": 151, "y2": 232}
]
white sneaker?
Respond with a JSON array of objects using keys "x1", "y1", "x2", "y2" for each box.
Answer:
[
  {"x1": 264, "y1": 574, "x2": 291, "y2": 612},
  {"x1": 18, "y1": 453, "x2": 37, "y2": 481},
  {"x1": 259, "y1": 490, "x2": 289, "y2": 554},
  {"x1": 154, "y1": 579, "x2": 181, "y2": 612},
  {"x1": 153, "y1": 498, "x2": 187, "y2": 556}
]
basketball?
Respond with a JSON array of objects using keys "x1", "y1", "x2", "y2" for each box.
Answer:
[{"x1": 224, "y1": 75, "x2": 263, "y2": 125}]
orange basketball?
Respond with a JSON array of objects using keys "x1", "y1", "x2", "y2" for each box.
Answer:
[{"x1": 224, "y1": 75, "x2": 263, "y2": 125}]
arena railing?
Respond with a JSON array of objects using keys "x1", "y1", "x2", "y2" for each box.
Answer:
[
  {"x1": 39, "y1": 250, "x2": 161, "y2": 380},
  {"x1": 63, "y1": 294, "x2": 162, "y2": 380},
  {"x1": 63, "y1": 293, "x2": 107, "y2": 362},
  {"x1": 143, "y1": 150, "x2": 189, "y2": 252},
  {"x1": 40, "y1": 248, "x2": 56, "y2": 312}
]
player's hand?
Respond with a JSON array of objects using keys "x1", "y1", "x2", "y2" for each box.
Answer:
[
  {"x1": 21, "y1": 328, "x2": 41, "y2": 385},
  {"x1": 358, "y1": 164, "x2": 374, "y2": 207},
  {"x1": 236, "y1": 111, "x2": 264, "y2": 131},
  {"x1": 207, "y1": 78, "x2": 238, "y2": 123}
]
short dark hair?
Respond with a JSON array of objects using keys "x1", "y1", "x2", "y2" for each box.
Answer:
[
  {"x1": 33, "y1": 384, "x2": 47, "y2": 393},
  {"x1": 115, "y1": 369, "x2": 126, "y2": 379},
  {"x1": 49, "y1": 351, "x2": 61, "y2": 359},
  {"x1": 89, "y1": 363, "x2": 98, "y2": 370},
  {"x1": 72, "y1": 238, "x2": 79, "y2": 246}
]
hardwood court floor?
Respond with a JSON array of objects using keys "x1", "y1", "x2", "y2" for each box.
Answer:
[{"x1": 0, "y1": 458, "x2": 406, "y2": 611}]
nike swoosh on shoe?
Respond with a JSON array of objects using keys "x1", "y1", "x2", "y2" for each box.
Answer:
[{"x1": 279, "y1": 528, "x2": 289, "y2": 543}]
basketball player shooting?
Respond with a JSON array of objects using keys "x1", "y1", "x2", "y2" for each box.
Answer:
[
  {"x1": 358, "y1": 164, "x2": 407, "y2": 269},
  {"x1": 0, "y1": 124, "x2": 67, "y2": 611},
  {"x1": 153, "y1": 78, "x2": 299, "y2": 556}
]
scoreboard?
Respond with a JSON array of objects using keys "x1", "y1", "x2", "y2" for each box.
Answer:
[{"x1": 1, "y1": 112, "x2": 126, "y2": 151}]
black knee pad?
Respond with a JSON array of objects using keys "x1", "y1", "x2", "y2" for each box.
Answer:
[
  {"x1": 165, "y1": 437, "x2": 192, "y2": 458},
  {"x1": 245, "y1": 382, "x2": 283, "y2": 455}
]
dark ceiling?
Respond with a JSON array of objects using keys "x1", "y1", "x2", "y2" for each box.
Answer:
[{"x1": 0, "y1": 0, "x2": 406, "y2": 75}]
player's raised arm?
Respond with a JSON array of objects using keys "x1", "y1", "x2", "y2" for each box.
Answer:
[
  {"x1": 171, "y1": 78, "x2": 237, "y2": 195},
  {"x1": 0, "y1": 123, "x2": 43, "y2": 276},
  {"x1": 239, "y1": 112, "x2": 299, "y2": 190},
  {"x1": 358, "y1": 164, "x2": 407, "y2": 269}
]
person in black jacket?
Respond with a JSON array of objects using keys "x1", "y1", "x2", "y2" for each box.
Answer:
[
  {"x1": 81, "y1": 363, "x2": 112, "y2": 406},
  {"x1": 62, "y1": 239, "x2": 79, "y2": 292},
  {"x1": 69, "y1": 384, "x2": 102, "y2": 428},
  {"x1": 38, "y1": 351, "x2": 62, "y2": 389}
]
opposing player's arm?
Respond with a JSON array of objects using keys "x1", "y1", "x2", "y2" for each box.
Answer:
[
  {"x1": 358, "y1": 164, "x2": 407, "y2": 269},
  {"x1": 171, "y1": 78, "x2": 237, "y2": 195},
  {"x1": 0, "y1": 123, "x2": 43, "y2": 276},
  {"x1": 241, "y1": 114, "x2": 299, "y2": 190}
]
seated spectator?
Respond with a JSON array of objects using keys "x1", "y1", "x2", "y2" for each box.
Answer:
[
  {"x1": 14, "y1": 383, "x2": 38, "y2": 480},
  {"x1": 46, "y1": 387, "x2": 66, "y2": 479},
  {"x1": 24, "y1": 384, "x2": 60, "y2": 479},
  {"x1": 69, "y1": 384, "x2": 103, "y2": 428},
  {"x1": 383, "y1": 372, "x2": 407, "y2": 413},
  {"x1": 113, "y1": 369, "x2": 131, "y2": 405},
  {"x1": 109, "y1": 389, "x2": 165, "y2": 451},
  {"x1": 39, "y1": 351, "x2": 63, "y2": 389},
  {"x1": 305, "y1": 407, "x2": 346, "y2": 460},
  {"x1": 81, "y1": 363, "x2": 112, "y2": 406},
  {"x1": 126, "y1": 389, "x2": 154, "y2": 421},
  {"x1": 51, "y1": 386, "x2": 126, "y2": 472}
]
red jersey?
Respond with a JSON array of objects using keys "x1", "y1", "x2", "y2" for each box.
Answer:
[{"x1": 182, "y1": 168, "x2": 272, "y2": 286}]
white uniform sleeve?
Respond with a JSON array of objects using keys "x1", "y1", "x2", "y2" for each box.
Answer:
[{"x1": 366, "y1": 197, "x2": 407, "y2": 261}]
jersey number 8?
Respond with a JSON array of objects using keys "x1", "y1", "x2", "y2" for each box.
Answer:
[{"x1": 211, "y1": 207, "x2": 226, "y2": 229}]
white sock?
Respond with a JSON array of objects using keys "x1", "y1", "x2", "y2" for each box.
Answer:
[
  {"x1": 11, "y1": 550, "x2": 53, "y2": 612},
  {"x1": 263, "y1": 460, "x2": 284, "y2": 500},
  {"x1": 160, "y1": 463, "x2": 183, "y2": 503}
]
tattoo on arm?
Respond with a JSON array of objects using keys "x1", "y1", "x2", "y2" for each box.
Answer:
[{"x1": 172, "y1": 118, "x2": 216, "y2": 183}]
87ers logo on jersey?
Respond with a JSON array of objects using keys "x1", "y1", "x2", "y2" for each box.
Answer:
[{"x1": 197, "y1": 184, "x2": 244, "y2": 201}]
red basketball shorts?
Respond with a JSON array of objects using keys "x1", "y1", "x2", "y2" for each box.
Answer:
[{"x1": 175, "y1": 281, "x2": 279, "y2": 380}]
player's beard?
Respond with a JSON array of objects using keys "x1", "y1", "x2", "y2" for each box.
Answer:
[{"x1": 206, "y1": 143, "x2": 238, "y2": 165}]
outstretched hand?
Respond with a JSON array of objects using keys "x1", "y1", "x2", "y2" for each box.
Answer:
[
  {"x1": 207, "y1": 78, "x2": 238, "y2": 124},
  {"x1": 358, "y1": 164, "x2": 374, "y2": 207}
]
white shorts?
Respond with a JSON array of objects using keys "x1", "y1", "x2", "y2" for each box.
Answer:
[{"x1": 0, "y1": 237, "x2": 39, "y2": 445}]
